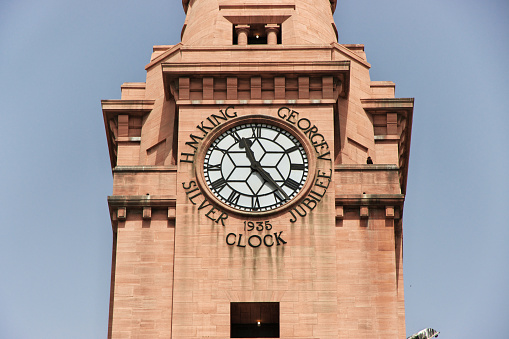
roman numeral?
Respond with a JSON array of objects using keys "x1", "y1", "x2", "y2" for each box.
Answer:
[
  {"x1": 228, "y1": 130, "x2": 241, "y2": 142},
  {"x1": 284, "y1": 178, "x2": 300, "y2": 191},
  {"x1": 251, "y1": 196, "x2": 261, "y2": 210},
  {"x1": 251, "y1": 126, "x2": 262, "y2": 138},
  {"x1": 211, "y1": 178, "x2": 227, "y2": 191},
  {"x1": 227, "y1": 191, "x2": 241, "y2": 205},
  {"x1": 290, "y1": 163, "x2": 305, "y2": 170},
  {"x1": 206, "y1": 164, "x2": 221, "y2": 171},
  {"x1": 274, "y1": 191, "x2": 285, "y2": 203}
]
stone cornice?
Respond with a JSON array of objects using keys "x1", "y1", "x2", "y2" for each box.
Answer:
[
  {"x1": 108, "y1": 195, "x2": 177, "y2": 208},
  {"x1": 161, "y1": 60, "x2": 350, "y2": 75},
  {"x1": 183, "y1": 0, "x2": 337, "y2": 14},
  {"x1": 219, "y1": 4, "x2": 295, "y2": 11},
  {"x1": 335, "y1": 164, "x2": 399, "y2": 171},
  {"x1": 101, "y1": 100, "x2": 155, "y2": 113},
  {"x1": 107, "y1": 195, "x2": 177, "y2": 231},
  {"x1": 174, "y1": 99, "x2": 339, "y2": 106},
  {"x1": 162, "y1": 60, "x2": 350, "y2": 103},
  {"x1": 113, "y1": 166, "x2": 178, "y2": 173},
  {"x1": 335, "y1": 194, "x2": 405, "y2": 207},
  {"x1": 361, "y1": 98, "x2": 414, "y2": 111}
]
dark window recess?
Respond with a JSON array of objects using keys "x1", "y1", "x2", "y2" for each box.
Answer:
[
  {"x1": 230, "y1": 302, "x2": 280, "y2": 338},
  {"x1": 233, "y1": 27, "x2": 238, "y2": 45},
  {"x1": 247, "y1": 24, "x2": 268, "y2": 45},
  {"x1": 233, "y1": 24, "x2": 281, "y2": 45}
]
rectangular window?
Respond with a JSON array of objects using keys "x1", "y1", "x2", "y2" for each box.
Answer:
[
  {"x1": 230, "y1": 302, "x2": 280, "y2": 338},
  {"x1": 232, "y1": 24, "x2": 281, "y2": 45}
]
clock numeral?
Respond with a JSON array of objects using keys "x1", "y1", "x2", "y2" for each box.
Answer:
[
  {"x1": 290, "y1": 163, "x2": 305, "y2": 170},
  {"x1": 251, "y1": 126, "x2": 262, "y2": 138},
  {"x1": 206, "y1": 163, "x2": 221, "y2": 172},
  {"x1": 251, "y1": 196, "x2": 261, "y2": 210},
  {"x1": 274, "y1": 191, "x2": 285, "y2": 203},
  {"x1": 244, "y1": 220, "x2": 272, "y2": 231},
  {"x1": 228, "y1": 130, "x2": 241, "y2": 142},
  {"x1": 227, "y1": 191, "x2": 241, "y2": 205},
  {"x1": 284, "y1": 178, "x2": 301, "y2": 191},
  {"x1": 211, "y1": 178, "x2": 227, "y2": 191},
  {"x1": 286, "y1": 145, "x2": 300, "y2": 153}
]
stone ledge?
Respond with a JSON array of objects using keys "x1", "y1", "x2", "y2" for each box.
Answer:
[
  {"x1": 361, "y1": 98, "x2": 414, "y2": 111},
  {"x1": 176, "y1": 99, "x2": 338, "y2": 106},
  {"x1": 335, "y1": 194, "x2": 405, "y2": 206},
  {"x1": 108, "y1": 195, "x2": 177, "y2": 208},
  {"x1": 113, "y1": 166, "x2": 178, "y2": 173},
  {"x1": 163, "y1": 61, "x2": 350, "y2": 102},
  {"x1": 162, "y1": 60, "x2": 350, "y2": 75},
  {"x1": 101, "y1": 100, "x2": 155, "y2": 113},
  {"x1": 335, "y1": 164, "x2": 399, "y2": 171},
  {"x1": 374, "y1": 135, "x2": 399, "y2": 141}
]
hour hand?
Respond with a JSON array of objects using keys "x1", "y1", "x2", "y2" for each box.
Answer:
[{"x1": 239, "y1": 138, "x2": 256, "y2": 165}]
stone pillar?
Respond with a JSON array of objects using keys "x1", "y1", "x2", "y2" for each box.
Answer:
[
  {"x1": 265, "y1": 24, "x2": 280, "y2": 45},
  {"x1": 235, "y1": 25, "x2": 250, "y2": 46}
]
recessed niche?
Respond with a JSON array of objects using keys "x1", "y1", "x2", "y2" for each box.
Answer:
[
  {"x1": 233, "y1": 24, "x2": 281, "y2": 45},
  {"x1": 230, "y1": 302, "x2": 280, "y2": 338}
]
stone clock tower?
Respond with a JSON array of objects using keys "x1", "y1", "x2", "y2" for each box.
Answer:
[{"x1": 102, "y1": 1, "x2": 413, "y2": 338}]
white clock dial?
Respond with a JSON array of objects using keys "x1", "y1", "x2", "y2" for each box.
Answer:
[{"x1": 203, "y1": 123, "x2": 309, "y2": 212}]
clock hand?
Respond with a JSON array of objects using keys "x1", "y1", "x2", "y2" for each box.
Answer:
[
  {"x1": 239, "y1": 138, "x2": 257, "y2": 165},
  {"x1": 255, "y1": 164, "x2": 291, "y2": 201},
  {"x1": 240, "y1": 138, "x2": 290, "y2": 201}
]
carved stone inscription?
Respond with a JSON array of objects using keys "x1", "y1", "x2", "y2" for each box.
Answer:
[
  {"x1": 226, "y1": 221, "x2": 287, "y2": 248},
  {"x1": 182, "y1": 180, "x2": 229, "y2": 226},
  {"x1": 180, "y1": 106, "x2": 333, "y2": 245}
]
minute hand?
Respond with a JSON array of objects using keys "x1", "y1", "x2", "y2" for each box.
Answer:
[{"x1": 240, "y1": 138, "x2": 290, "y2": 201}]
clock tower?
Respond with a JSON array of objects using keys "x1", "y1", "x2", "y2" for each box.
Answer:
[{"x1": 102, "y1": 0, "x2": 413, "y2": 338}]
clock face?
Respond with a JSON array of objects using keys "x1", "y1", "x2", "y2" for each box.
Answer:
[{"x1": 203, "y1": 123, "x2": 309, "y2": 212}]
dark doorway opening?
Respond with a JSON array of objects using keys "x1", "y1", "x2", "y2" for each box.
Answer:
[{"x1": 230, "y1": 302, "x2": 280, "y2": 338}]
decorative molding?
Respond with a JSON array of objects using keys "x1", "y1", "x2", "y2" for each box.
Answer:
[
  {"x1": 335, "y1": 194, "x2": 405, "y2": 207},
  {"x1": 108, "y1": 195, "x2": 177, "y2": 231},
  {"x1": 108, "y1": 195, "x2": 177, "y2": 208},
  {"x1": 360, "y1": 206, "x2": 369, "y2": 219},
  {"x1": 361, "y1": 98, "x2": 414, "y2": 111},
  {"x1": 101, "y1": 100, "x2": 155, "y2": 113},
  {"x1": 335, "y1": 164, "x2": 399, "y2": 171},
  {"x1": 142, "y1": 207, "x2": 152, "y2": 220},
  {"x1": 162, "y1": 60, "x2": 350, "y2": 102},
  {"x1": 386, "y1": 206, "x2": 395, "y2": 218},
  {"x1": 113, "y1": 166, "x2": 178, "y2": 173},
  {"x1": 335, "y1": 205, "x2": 344, "y2": 219}
]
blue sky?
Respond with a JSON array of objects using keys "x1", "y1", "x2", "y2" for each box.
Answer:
[{"x1": 0, "y1": 0, "x2": 508, "y2": 338}]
